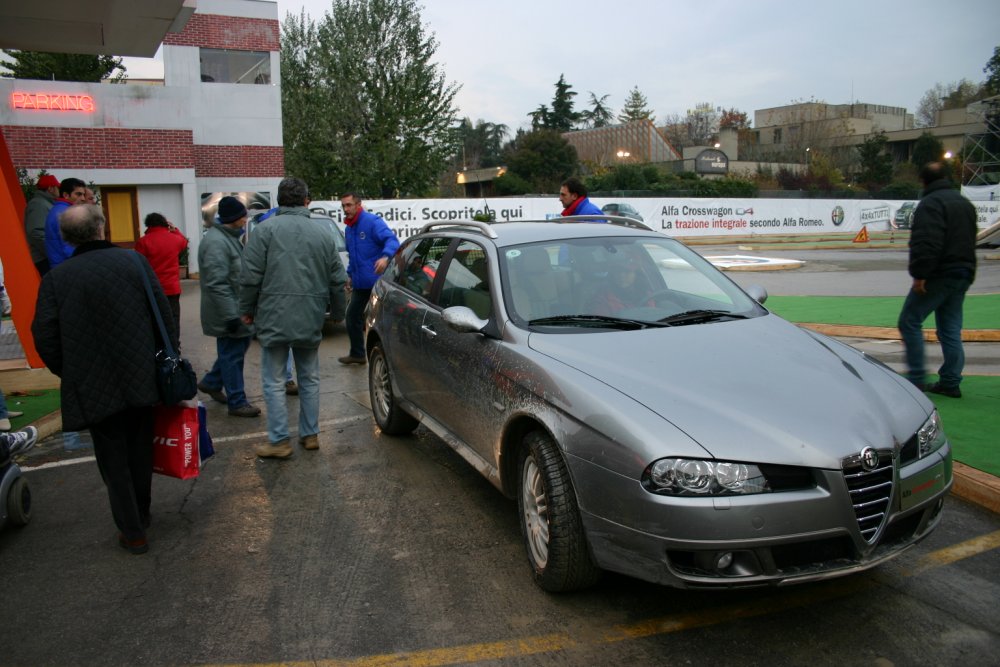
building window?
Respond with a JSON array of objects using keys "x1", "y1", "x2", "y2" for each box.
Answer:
[
  {"x1": 773, "y1": 128, "x2": 783, "y2": 144},
  {"x1": 200, "y1": 48, "x2": 270, "y2": 84}
]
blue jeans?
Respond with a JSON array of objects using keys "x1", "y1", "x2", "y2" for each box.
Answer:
[
  {"x1": 0, "y1": 387, "x2": 8, "y2": 419},
  {"x1": 346, "y1": 287, "x2": 372, "y2": 358},
  {"x1": 898, "y1": 277, "x2": 971, "y2": 388},
  {"x1": 261, "y1": 345, "x2": 320, "y2": 444},
  {"x1": 200, "y1": 336, "x2": 253, "y2": 410}
]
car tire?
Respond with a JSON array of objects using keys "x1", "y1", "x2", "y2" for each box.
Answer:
[
  {"x1": 368, "y1": 343, "x2": 419, "y2": 435},
  {"x1": 517, "y1": 431, "x2": 600, "y2": 592},
  {"x1": 6, "y1": 476, "x2": 32, "y2": 526}
]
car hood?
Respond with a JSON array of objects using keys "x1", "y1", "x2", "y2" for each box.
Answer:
[{"x1": 527, "y1": 314, "x2": 930, "y2": 468}]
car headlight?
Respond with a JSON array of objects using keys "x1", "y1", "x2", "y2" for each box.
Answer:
[
  {"x1": 918, "y1": 410, "x2": 947, "y2": 458},
  {"x1": 643, "y1": 458, "x2": 771, "y2": 496}
]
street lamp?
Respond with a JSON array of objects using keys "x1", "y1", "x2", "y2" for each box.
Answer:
[
  {"x1": 944, "y1": 151, "x2": 953, "y2": 159},
  {"x1": 616, "y1": 150, "x2": 630, "y2": 159}
]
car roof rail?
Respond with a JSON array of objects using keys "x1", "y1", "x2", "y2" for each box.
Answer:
[
  {"x1": 552, "y1": 214, "x2": 652, "y2": 231},
  {"x1": 419, "y1": 220, "x2": 499, "y2": 239}
]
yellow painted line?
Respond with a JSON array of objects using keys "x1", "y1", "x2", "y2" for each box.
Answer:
[
  {"x1": 199, "y1": 529, "x2": 1000, "y2": 667},
  {"x1": 905, "y1": 529, "x2": 1000, "y2": 576}
]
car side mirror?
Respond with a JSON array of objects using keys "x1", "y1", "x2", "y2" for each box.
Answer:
[
  {"x1": 442, "y1": 306, "x2": 489, "y2": 333},
  {"x1": 745, "y1": 284, "x2": 768, "y2": 304}
]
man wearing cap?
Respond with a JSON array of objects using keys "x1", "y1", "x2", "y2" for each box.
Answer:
[
  {"x1": 196, "y1": 197, "x2": 260, "y2": 418},
  {"x1": 23, "y1": 174, "x2": 61, "y2": 275},
  {"x1": 44, "y1": 177, "x2": 87, "y2": 268}
]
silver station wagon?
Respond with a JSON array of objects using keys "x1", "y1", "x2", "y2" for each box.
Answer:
[{"x1": 364, "y1": 217, "x2": 952, "y2": 592}]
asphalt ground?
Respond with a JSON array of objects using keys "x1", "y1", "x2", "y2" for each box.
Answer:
[{"x1": 2, "y1": 245, "x2": 999, "y2": 666}]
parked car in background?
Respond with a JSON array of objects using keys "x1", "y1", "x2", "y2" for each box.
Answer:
[
  {"x1": 365, "y1": 217, "x2": 952, "y2": 592},
  {"x1": 601, "y1": 201, "x2": 644, "y2": 222},
  {"x1": 893, "y1": 201, "x2": 917, "y2": 229}
]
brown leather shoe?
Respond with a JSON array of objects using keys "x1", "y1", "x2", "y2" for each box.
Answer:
[
  {"x1": 197, "y1": 382, "x2": 227, "y2": 404},
  {"x1": 229, "y1": 403, "x2": 262, "y2": 418},
  {"x1": 254, "y1": 440, "x2": 292, "y2": 459},
  {"x1": 118, "y1": 533, "x2": 149, "y2": 555},
  {"x1": 301, "y1": 434, "x2": 319, "y2": 450},
  {"x1": 337, "y1": 355, "x2": 366, "y2": 365}
]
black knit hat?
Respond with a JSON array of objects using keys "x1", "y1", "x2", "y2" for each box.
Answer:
[{"x1": 218, "y1": 196, "x2": 248, "y2": 224}]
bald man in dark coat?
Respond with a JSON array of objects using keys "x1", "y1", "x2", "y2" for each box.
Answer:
[{"x1": 32, "y1": 204, "x2": 176, "y2": 555}]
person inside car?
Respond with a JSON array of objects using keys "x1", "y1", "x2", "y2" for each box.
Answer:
[{"x1": 586, "y1": 258, "x2": 655, "y2": 315}]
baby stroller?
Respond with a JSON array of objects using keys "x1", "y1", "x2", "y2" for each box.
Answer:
[{"x1": 1, "y1": 426, "x2": 37, "y2": 528}]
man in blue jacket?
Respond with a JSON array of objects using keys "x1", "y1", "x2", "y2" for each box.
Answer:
[
  {"x1": 339, "y1": 192, "x2": 400, "y2": 365},
  {"x1": 44, "y1": 177, "x2": 87, "y2": 268},
  {"x1": 558, "y1": 177, "x2": 603, "y2": 218}
]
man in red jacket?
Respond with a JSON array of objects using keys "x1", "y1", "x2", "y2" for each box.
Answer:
[{"x1": 135, "y1": 212, "x2": 189, "y2": 345}]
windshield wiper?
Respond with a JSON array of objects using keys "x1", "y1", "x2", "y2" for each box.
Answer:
[
  {"x1": 528, "y1": 314, "x2": 668, "y2": 330},
  {"x1": 658, "y1": 309, "x2": 748, "y2": 325}
]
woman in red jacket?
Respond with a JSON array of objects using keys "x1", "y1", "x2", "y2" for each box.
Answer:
[{"x1": 134, "y1": 212, "x2": 188, "y2": 346}]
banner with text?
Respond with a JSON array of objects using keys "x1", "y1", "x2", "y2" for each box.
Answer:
[{"x1": 311, "y1": 190, "x2": 996, "y2": 240}]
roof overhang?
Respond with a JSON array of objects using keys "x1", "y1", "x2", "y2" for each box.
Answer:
[{"x1": 0, "y1": 0, "x2": 196, "y2": 58}]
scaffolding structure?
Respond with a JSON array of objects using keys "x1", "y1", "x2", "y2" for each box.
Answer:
[
  {"x1": 963, "y1": 97, "x2": 1000, "y2": 185},
  {"x1": 563, "y1": 120, "x2": 681, "y2": 166}
]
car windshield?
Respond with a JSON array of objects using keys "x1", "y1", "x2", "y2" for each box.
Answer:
[{"x1": 500, "y1": 236, "x2": 763, "y2": 328}]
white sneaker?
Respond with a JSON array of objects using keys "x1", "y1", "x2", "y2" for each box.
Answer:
[
  {"x1": 5, "y1": 426, "x2": 38, "y2": 454},
  {"x1": 0, "y1": 418, "x2": 10, "y2": 431}
]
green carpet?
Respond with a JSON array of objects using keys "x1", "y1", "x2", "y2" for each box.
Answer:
[
  {"x1": 765, "y1": 294, "x2": 1000, "y2": 330},
  {"x1": 926, "y1": 375, "x2": 1000, "y2": 477},
  {"x1": 3, "y1": 389, "x2": 60, "y2": 431}
]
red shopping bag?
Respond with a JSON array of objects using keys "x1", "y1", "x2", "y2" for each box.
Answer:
[{"x1": 152, "y1": 402, "x2": 200, "y2": 479}]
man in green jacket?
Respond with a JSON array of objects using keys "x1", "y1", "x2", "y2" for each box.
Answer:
[
  {"x1": 239, "y1": 178, "x2": 347, "y2": 458},
  {"x1": 197, "y1": 196, "x2": 260, "y2": 418},
  {"x1": 23, "y1": 174, "x2": 60, "y2": 275}
]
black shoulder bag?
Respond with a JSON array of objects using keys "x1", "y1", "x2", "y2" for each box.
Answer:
[{"x1": 131, "y1": 252, "x2": 198, "y2": 405}]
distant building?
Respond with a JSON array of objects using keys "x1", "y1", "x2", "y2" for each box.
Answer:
[
  {"x1": 743, "y1": 101, "x2": 913, "y2": 163},
  {"x1": 562, "y1": 119, "x2": 681, "y2": 166},
  {"x1": 456, "y1": 167, "x2": 507, "y2": 198}
]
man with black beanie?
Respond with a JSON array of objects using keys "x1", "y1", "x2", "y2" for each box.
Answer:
[{"x1": 196, "y1": 196, "x2": 261, "y2": 418}]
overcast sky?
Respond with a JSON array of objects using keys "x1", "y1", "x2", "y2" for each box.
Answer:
[{"x1": 125, "y1": 0, "x2": 999, "y2": 129}]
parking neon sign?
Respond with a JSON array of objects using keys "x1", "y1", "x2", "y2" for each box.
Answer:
[{"x1": 10, "y1": 92, "x2": 95, "y2": 112}]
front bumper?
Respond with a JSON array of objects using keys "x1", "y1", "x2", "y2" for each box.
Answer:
[{"x1": 570, "y1": 443, "x2": 952, "y2": 588}]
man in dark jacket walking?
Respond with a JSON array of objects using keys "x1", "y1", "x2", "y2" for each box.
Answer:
[
  {"x1": 32, "y1": 204, "x2": 175, "y2": 554},
  {"x1": 897, "y1": 162, "x2": 978, "y2": 397}
]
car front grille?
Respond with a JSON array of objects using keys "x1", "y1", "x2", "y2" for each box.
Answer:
[{"x1": 843, "y1": 450, "x2": 894, "y2": 543}]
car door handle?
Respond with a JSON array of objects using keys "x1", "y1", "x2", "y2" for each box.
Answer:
[{"x1": 421, "y1": 324, "x2": 437, "y2": 337}]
